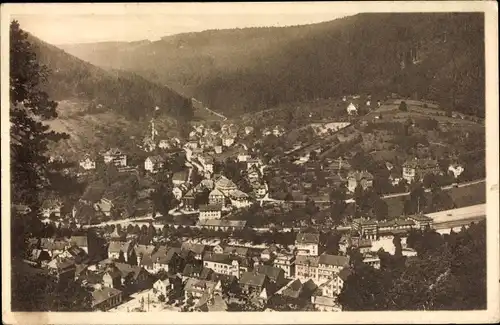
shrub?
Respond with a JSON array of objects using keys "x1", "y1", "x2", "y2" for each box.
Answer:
[{"x1": 399, "y1": 101, "x2": 408, "y2": 111}]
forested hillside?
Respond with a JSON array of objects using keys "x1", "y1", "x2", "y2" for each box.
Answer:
[
  {"x1": 29, "y1": 34, "x2": 193, "y2": 121},
  {"x1": 61, "y1": 13, "x2": 484, "y2": 118}
]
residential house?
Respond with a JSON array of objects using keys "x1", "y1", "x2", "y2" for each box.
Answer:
[
  {"x1": 93, "y1": 198, "x2": 114, "y2": 218},
  {"x1": 40, "y1": 238, "x2": 68, "y2": 257},
  {"x1": 317, "y1": 254, "x2": 350, "y2": 282},
  {"x1": 172, "y1": 170, "x2": 189, "y2": 186},
  {"x1": 254, "y1": 264, "x2": 285, "y2": 286},
  {"x1": 402, "y1": 158, "x2": 440, "y2": 183},
  {"x1": 223, "y1": 246, "x2": 249, "y2": 258},
  {"x1": 339, "y1": 236, "x2": 372, "y2": 255},
  {"x1": 239, "y1": 271, "x2": 270, "y2": 300},
  {"x1": 228, "y1": 189, "x2": 252, "y2": 208},
  {"x1": 134, "y1": 245, "x2": 156, "y2": 266},
  {"x1": 172, "y1": 185, "x2": 188, "y2": 201},
  {"x1": 184, "y1": 278, "x2": 222, "y2": 301},
  {"x1": 407, "y1": 214, "x2": 433, "y2": 230},
  {"x1": 79, "y1": 155, "x2": 96, "y2": 170},
  {"x1": 113, "y1": 262, "x2": 151, "y2": 292},
  {"x1": 295, "y1": 255, "x2": 319, "y2": 282},
  {"x1": 199, "y1": 204, "x2": 222, "y2": 220},
  {"x1": 222, "y1": 136, "x2": 235, "y2": 147},
  {"x1": 363, "y1": 253, "x2": 381, "y2": 269},
  {"x1": 347, "y1": 103, "x2": 357, "y2": 115},
  {"x1": 108, "y1": 241, "x2": 134, "y2": 262},
  {"x1": 91, "y1": 286, "x2": 123, "y2": 311},
  {"x1": 41, "y1": 199, "x2": 63, "y2": 219},
  {"x1": 295, "y1": 232, "x2": 320, "y2": 256},
  {"x1": 237, "y1": 152, "x2": 252, "y2": 162},
  {"x1": 247, "y1": 166, "x2": 261, "y2": 181},
  {"x1": 212, "y1": 245, "x2": 225, "y2": 255},
  {"x1": 46, "y1": 257, "x2": 76, "y2": 282},
  {"x1": 351, "y1": 218, "x2": 378, "y2": 239},
  {"x1": 214, "y1": 145, "x2": 223, "y2": 154},
  {"x1": 144, "y1": 155, "x2": 164, "y2": 173},
  {"x1": 181, "y1": 242, "x2": 207, "y2": 260},
  {"x1": 195, "y1": 292, "x2": 228, "y2": 312},
  {"x1": 102, "y1": 148, "x2": 127, "y2": 167},
  {"x1": 70, "y1": 235, "x2": 92, "y2": 255},
  {"x1": 214, "y1": 175, "x2": 238, "y2": 195},
  {"x1": 448, "y1": 164, "x2": 465, "y2": 178},
  {"x1": 182, "y1": 264, "x2": 203, "y2": 282},
  {"x1": 311, "y1": 295, "x2": 341, "y2": 312},
  {"x1": 152, "y1": 247, "x2": 183, "y2": 274},
  {"x1": 246, "y1": 159, "x2": 263, "y2": 171},
  {"x1": 203, "y1": 253, "x2": 241, "y2": 278},
  {"x1": 208, "y1": 188, "x2": 225, "y2": 206},
  {"x1": 347, "y1": 170, "x2": 374, "y2": 192},
  {"x1": 153, "y1": 278, "x2": 175, "y2": 298},
  {"x1": 244, "y1": 126, "x2": 254, "y2": 135},
  {"x1": 273, "y1": 254, "x2": 295, "y2": 279},
  {"x1": 196, "y1": 219, "x2": 247, "y2": 232},
  {"x1": 182, "y1": 189, "x2": 196, "y2": 211}
]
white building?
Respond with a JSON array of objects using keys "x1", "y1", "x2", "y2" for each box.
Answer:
[
  {"x1": 144, "y1": 155, "x2": 164, "y2": 173},
  {"x1": 273, "y1": 254, "x2": 295, "y2": 279},
  {"x1": 448, "y1": 164, "x2": 465, "y2": 178},
  {"x1": 347, "y1": 102, "x2": 357, "y2": 115},
  {"x1": 198, "y1": 204, "x2": 222, "y2": 220},
  {"x1": 79, "y1": 156, "x2": 96, "y2": 170},
  {"x1": 295, "y1": 233, "x2": 320, "y2": 256},
  {"x1": 228, "y1": 190, "x2": 251, "y2": 208},
  {"x1": 102, "y1": 148, "x2": 127, "y2": 167}
]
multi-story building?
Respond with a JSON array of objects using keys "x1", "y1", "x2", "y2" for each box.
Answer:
[
  {"x1": 295, "y1": 232, "x2": 320, "y2": 256},
  {"x1": 203, "y1": 253, "x2": 241, "y2": 278},
  {"x1": 317, "y1": 254, "x2": 350, "y2": 283},
  {"x1": 198, "y1": 204, "x2": 222, "y2": 220},
  {"x1": 295, "y1": 255, "x2": 319, "y2": 281},
  {"x1": 228, "y1": 189, "x2": 252, "y2": 208},
  {"x1": 407, "y1": 214, "x2": 434, "y2": 230},
  {"x1": 402, "y1": 158, "x2": 440, "y2": 183},
  {"x1": 351, "y1": 218, "x2": 378, "y2": 239},
  {"x1": 273, "y1": 253, "x2": 295, "y2": 279},
  {"x1": 347, "y1": 170, "x2": 374, "y2": 193},
  {"x1": 102, "y1": 148, "x2": 127, "y2": 167},
  {"x1": 208, "y1": 188, "x2": 225, "y2": 206}
]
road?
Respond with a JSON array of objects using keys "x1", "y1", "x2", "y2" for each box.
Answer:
[
  {"x1": 427, "y1": 203, "x2": 485, "y2": 224},
  {"x1": 264, "y1": 179, "x2": 485, "y2": 204}
]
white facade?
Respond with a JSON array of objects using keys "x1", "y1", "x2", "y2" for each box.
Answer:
[
  {"x1": 296, "y1": 243, "x2": 318, "y2": 256},
  {"x1": 79, "y1": 157, "x2": 96, "y2": 170}
]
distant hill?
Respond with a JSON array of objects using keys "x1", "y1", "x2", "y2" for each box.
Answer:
[
  {"x1": 60, "y1": 13, "x2": 485, "y2": 118},
  {"x1": 29, "y1": 34, "x2": 193, "y2": 121}
]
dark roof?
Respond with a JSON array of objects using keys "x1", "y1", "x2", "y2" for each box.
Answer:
[
  {"x1": 172, "y1": 170, "x2": 189, "y2": 182},
  {"x1": 200, "y1": 267, "x2": 214, "y2": 280},
  {"x1": 302, "y1": 279, "x2": 318, "y2": 294},
  {"x1": 239, "y1": 271, "x2": 267, "y2": 287},
  {"x1": 282, "y1": 279, "x2": 302, "y2": 299},
  {"x1": 254, "y1": 265, "x2": 284, "y2": 282},
  {"x1": 182, "y1": 264, "x2": 202, "y2": 277},
  {"x1": 92, "y1": 287, "x2": 122, "y2": 307},
  {"x1": 223, "y1": 246, "x2": 249, "y2": 257},
  {"x1": 203, "y1": 253, "x2": 233, "y2": 264},
  {"x1": 338, "y1": 267, "x2": 353, "y2": 282},
  {"x1": 114, "y1": 262, "x2": 146, "y2": 280},
  {"x1": 318, "y1": 254, "x2": 349, "y2": 267},
  {"x1": 108, "y1": 241, "x2": 133, "y2": 254},
  {"x1": 181, "y1": 242, "x2": 207, "y2": 255},
  {"x1": 295, "y1": 255, "x2": 319, "y2": 267},
  {"x1": 295, "y1": 232, "x2": 320, "y2": 244},
  {"x1": 70, "y1": 236, "x2": 88, "y2": 248}
]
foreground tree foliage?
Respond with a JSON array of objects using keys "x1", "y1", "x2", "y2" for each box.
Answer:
[
  {"x1": 338, "y1": 221, "x2": 486, "y2": 310},
  {"x1": 10, "y1": 20, "x2": 92, "y2": 311}
]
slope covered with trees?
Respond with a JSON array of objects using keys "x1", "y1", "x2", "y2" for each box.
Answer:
[
  {"x1": 61, "y1": 13, "x2": 484, "y2": 118},
  {"x1": 28, "y1": 34, "x2": 193, "y2": 121}
]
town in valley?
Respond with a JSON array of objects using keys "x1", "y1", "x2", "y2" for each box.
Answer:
[{"x1": 9, "y1": 11, "x2": 487, "y2": 313}]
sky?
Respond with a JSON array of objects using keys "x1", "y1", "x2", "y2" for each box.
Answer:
[{"x1": 11, "y1": 3, "x2": 357, "y2": 45}]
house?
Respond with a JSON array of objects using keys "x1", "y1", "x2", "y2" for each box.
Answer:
[
  {"x1": 347, "y1": 170, "x2": 374, "y2": 192},
  {"x1": 91, "y1": 286, "x2": 123, "y2": 311},
  {"x1": 152, "y1": 247, "x2": 183, "y2": 274},
  {"x1": 273, "y1": 254, "x2": 295, "y2": 279},
  {"x1": 181, "y1": 242, "x2": 207, "y2": 260},
  {"x1": 363, "y1": 253, "x2": 381, "y2": 269},
  {"x1": 320, "y1": 267, "x2": 352, "y2": 296},
  {"x1": 328, "y1": 157, "x2": 352, "y2": 172},
  {"x1": 184, "y1": 278, "x2": 222, "y2": 301},
  {"x1": 46, "y1": 257, "x2": 77, "y2": 282},
  {"x1": 182, "y1": 189, "x2": 196, "y2": 211},
  {"x1": 181, "y1": 264, "x2": 203, "y2": 282},
  {"x1": 272, "y1": 126, "x2": 285, "y2": 137},
  {"x1": 347, "y1": 103, "x2": 357, "y2": 115},
  {"x1": 79, "y1": 155, "x2": 96, "y2": 170},
  {"x1": 407, "y1": 214, "x2": 433, "y2": 230},
  {"x1": 203, "y1": 253, "x2": 241, "y2": 278},
  {"x1": 108, "y1": 241, "x2": 134, "y2": 262},
  {"x1": 158, "y1": 139, "x2": 172, "y2": 149},
  {"x1": 199, "y1": 155, "x2": 214, "y2": 174},
  {"x1": 228, "y1": 189, "x2": 252, "y2": 208},
  {"x1": 134, "y1": 244, "x2": 156, "y2": 266},
  {"x1": 246, "y1": 159, "x2": 263, "y2": 171},
  {"x1": 196, "y1": 219, "x2": 247, "y2": 232},
  {"x1": 311, "y1": 295, "x2": 341, "y2": 312},
  {"x1": 247, "y1": 166, "x2": 261, "y2": 181},
  {"x1": 317, "y1": 254, "x2": 350, "y2": 282},
  {"x1": 25, "y1": 248, "x2": 51, "y2": 267},
  {"x1": 239, "y1": 271, "x2": 270, "y2": 299},
  {"x1": 223, "y1": 246, "x2": 249, "y2": 258},
  {"x1": 244, "y1": 126, "x2": 254, "y2": 135},
  {"x1": 199, "y1": 204, "x2": 222, "y2": 220},
  {"x1": 172, "y1": 185, "x2": 187, "y2": 201},
  {"x1": 195, "y1": 292, "x2": 228, "y2": 312},
  {"x1": 402, "y1": 158, "x2": 440, "y2": 183},
  {"x1": 212, "y1": 244, "x2": 224, "y2": 255},
  {"x1": 93, "y1": 198, "x2": 114, "y2": 218},
  {"x1": 113, "y1": 262, "x2": 151, "y2": 291},
  {"x1": 295, "y1": 232, "x2": 320, "y2": 256},
  {"x1": 144, "y1": 155, "x2": 164, "y2": 173},
  {"x1": 41, "y1": 199, "x2": 63, "y2": 219},
  {"x1": 222, "y1": 136, "x2": 235, "y2": 147},
  {"x1": 214, "y1": 175, "x2": 238, "y2": 195},
  {"x1": 214, "y1": 145, "x2": 223, "y2": 154},
  {"x1": 209, "y1": 188, "x2": 225, "y2": 206},
  {"x1": 448, "y1": 164, "x2": 465, "y2": 178},
  {"x1": 40, "y1": 238, "x2": 68, "y2": 257},
  {"x1": 102, "y1": 148, "x2": 127, "y2": 167},
  {"x1": 295, "y1": 255, "x2": 319, "y2": 282},
  {"x1": 237, "y1": 152, "x2": 252, "y2": 162},
  {"x1": 351, "y1": 218, "x2": 378, "y2": 239},
  {"x1": 254, "y1": 265, "x2": 285, "y2": 285},
  {"x1": 172, "y1": 170, "x2": 189, "y2": 186},
  {"x1": 339, "y1": 236, "x2": 372, "y2": 255},
  {"x1": 153, "y1": 278, "x2": 174, "y2": 298},
  {"x1": 70, "y1": 235, "x2": 92, "y2": 255}
]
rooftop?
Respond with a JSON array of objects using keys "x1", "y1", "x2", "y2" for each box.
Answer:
[{"x1": 295, "y1": 232, "x2": 320, "y2": 244}]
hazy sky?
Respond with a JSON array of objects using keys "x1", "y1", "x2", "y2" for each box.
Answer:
[{"x1": 12, "y1": 3, "x2": 357, "y2": 45}]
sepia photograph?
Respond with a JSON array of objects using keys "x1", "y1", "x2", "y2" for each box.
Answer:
[{"x1": 1, "y1": 2, "x2": 499, "y2": 324}]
